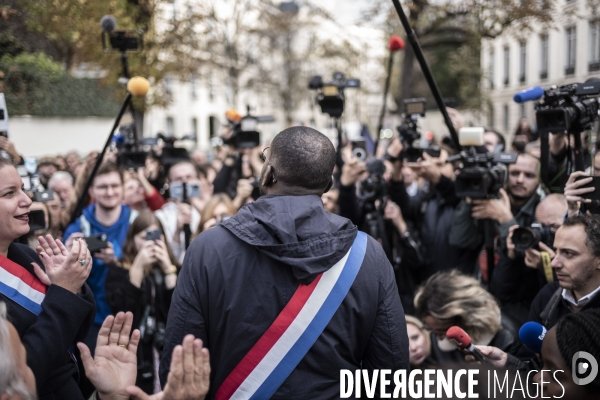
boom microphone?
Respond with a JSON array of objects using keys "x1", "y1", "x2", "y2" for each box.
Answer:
[
  {"x1": 514, "y1": 86, "x2": 544, "y2": 103},
  {"x1": 446, "y1": 326, "x2": 492, "y2": 364},
  {"x1": 100, "y1": 15, "x2": 117, "y2": 33},
  {"x1": 127, "y1": 76, "x2": 150, "y2": 97},
  {"x1": 518, "y1": 322, "x2": 547, "y2": 354},
  {"x1": 388, "y1": 35, "x2": 405, "y2": 51}
]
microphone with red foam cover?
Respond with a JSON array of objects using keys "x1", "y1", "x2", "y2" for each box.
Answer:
[
  {"x1": 388, "y1": 35, "x2": 405, "y2": 51},
  {"x1": 446, "y1": 326, "x2": 491, "y2": 364}
]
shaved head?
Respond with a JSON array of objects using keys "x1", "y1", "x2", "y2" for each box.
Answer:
[
  {"x1": 268, "y1": 126, "x2": 336, "y2": 191},
  {"x1": 535, "y1": 194, "x2": 568, "y2": 231}
]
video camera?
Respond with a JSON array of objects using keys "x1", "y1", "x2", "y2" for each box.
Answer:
[
  {"x1": 449, "y1": 127, "x2": 518, "y2": 199},
  {"x1": 512, "y1": 223, "x2": 555, "y2": 252},
  {"x1": 359, "y1": 159, "x2": 387, "y2": 204},
  {"x1": 223, "y1": 109, "x2": 274, "y2": 149},
  {"x1": 101, "y1": 15, "x2": 143, "y2": 53},
  {"x1": 514, "y1": 79, "x2": 600, "y2": 134},
  {"x1": 396, "y1": 98, "x2": 440, "y2": 162},
  {"x1": 308, "y1": 72, "x2": 360, "y2": 118},
  {"x1": 16, "y1": 165, "x2": 55, "y2": 203}
]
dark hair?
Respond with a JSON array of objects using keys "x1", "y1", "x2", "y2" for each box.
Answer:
[
  {"x1": 94, "y1": 162, "x2": 123, "y2": 184},
  {"x1": 122, "y1": 211, "x2": 177, "y2": 270},
  {"x1": 269, "y1": 126, "x2": 335, "y2": 191},
  {"x1": 562, "y1": 214, "x2": 600, "y2": 258},
  {"x1": 0, "y1": 157, "x2": 15, "y2": 170},
  {"x1": 484, "y1": 127, "x2": 506, "y2": 152},
  {"x1": 167, "y1": 161, "x2": 197, "y2": 181},
  {"x1": 556, "y1": 309, "x2": 600, "y2": 389}
]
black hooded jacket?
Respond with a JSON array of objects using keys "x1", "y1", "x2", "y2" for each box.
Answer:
[{"x1": 159, "y1": 195, "x2": 409, "y2": 399}]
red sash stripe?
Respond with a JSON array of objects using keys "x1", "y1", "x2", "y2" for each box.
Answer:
[{"x1": 216, "y1": 273, "x2": 323, "y2": 400}]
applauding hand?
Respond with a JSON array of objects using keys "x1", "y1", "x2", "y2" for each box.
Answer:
[
  {"x1": 78, "y1": 312, "x2": 140, "y2": 400},
  {"x1": 32, "y1": 235, "x2": 92, "y2": 294},
  {"x1": 127, "y1": 335, "x2": 210, "y2": 400}
]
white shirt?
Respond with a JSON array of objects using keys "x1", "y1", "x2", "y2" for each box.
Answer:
[
  {"x1": 562, "y1": 284, "x2": 600, "y2": 307},
  {"x1": 155, "y1": 202, "x2": 201, "y2": 264}
]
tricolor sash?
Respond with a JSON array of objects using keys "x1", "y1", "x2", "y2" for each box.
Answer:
[
  {"x1": 0, "y1": 254, "x2": 47, "y2": 316},
  {"x1": 216, "y1": 231, "x2": 368, "y2": 400}
]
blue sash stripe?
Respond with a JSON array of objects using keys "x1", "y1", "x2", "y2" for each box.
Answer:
[
  {"x1": 250, "y1": 231, "x2": 368, "y2": 399},
  {"x1": 0, "y1": 280, "x2": 43, "y2": 316}
]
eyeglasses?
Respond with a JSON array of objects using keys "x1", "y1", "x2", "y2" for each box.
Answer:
[
  {"x1": 259, "y1": 146, "x2": 271, "y2": 164},
  {"x1": 93, "y1": 184, "x2": 122, "y2": 192}
]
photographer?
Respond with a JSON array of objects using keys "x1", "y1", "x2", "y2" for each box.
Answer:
[
  {"x1": 449, "y1": 152, "x2": 541, "y2": 264},
  {"x1": 387, "y1": 140, "x2": 475, "y2": 278},
  {"x1": 105, "y1": 212, "x2": 178, "y2": 394},
  {"x1": 490, "y1": 194, "x2": 567, "y2": 325},
  {"x1": 155, "y1": 161, "x2": 210, "y2": 263},
  {"x1": 64, "y1": 162, "x2": 136, "y2": 349}
]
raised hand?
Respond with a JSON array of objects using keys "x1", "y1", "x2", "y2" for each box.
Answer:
[
  {"x1": 32, "y1": 238, "x2": 92, "y2": 293},
  {"x1": 127, "y1": 335, "x2": 210, "y2": 400},
  {"x1": 564, "y1": 171, "x2": 594, "y2": 217},
  {"x1": 36, "y1": 234, "x2": 69, "y2": 271},
  {"x1": 78, "y1": 312, "x2": 141, "y2": 400}
]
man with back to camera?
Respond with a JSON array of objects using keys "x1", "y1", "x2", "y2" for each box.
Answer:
[{"x1": 160, "y1": 126, "x2": 409, "y2": 399}]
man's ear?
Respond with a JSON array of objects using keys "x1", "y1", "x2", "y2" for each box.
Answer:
[
  {"x1": 262, "y1": 165, "x2": 275, "y2": 187},
  {"x1": 324, "y1": 175, "x2": 334, "y2": 193}
]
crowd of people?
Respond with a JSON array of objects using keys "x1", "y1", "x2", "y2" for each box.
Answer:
[{"x1": 1, "y1": 106, "x2": 600, "y2": 400}]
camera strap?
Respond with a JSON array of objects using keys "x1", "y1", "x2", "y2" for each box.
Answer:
[{"x1": 540, "y1": 251, "x2": 553, "y2": 283}]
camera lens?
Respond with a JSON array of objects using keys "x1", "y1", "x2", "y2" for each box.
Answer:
[{"x1": 512, "y1": 227, "x2": 539, "y2": 251}]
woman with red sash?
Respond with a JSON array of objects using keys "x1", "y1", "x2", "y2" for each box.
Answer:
[{"x1": 0, "y1": 157, "x2": 96, "y2": 400}]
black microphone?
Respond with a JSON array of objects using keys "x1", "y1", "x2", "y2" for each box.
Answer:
[{"x1": 100, "y1": 15, "x2": 117, "y2": 33}]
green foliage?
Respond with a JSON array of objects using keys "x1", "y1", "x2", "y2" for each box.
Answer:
[{"x1": 0, "y1": 52, "x2": 120, "y2": 116}]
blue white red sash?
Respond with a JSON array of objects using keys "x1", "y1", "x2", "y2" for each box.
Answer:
[
  {"x1": 216, "y1": 231, "x2": 368, "y2": 400},
  {"x1": 0, "y1": 254, "x2": 47, "y2": 316}
]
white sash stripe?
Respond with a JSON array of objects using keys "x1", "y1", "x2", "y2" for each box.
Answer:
[
  {"x1": 230, "y1": 247, "x2": 352, "y2": 400},
  {"x1": 0, "y1": 266, "x2": 45, "y2": 304}
]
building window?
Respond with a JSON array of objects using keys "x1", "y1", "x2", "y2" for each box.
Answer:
[
  {"x1": 191, "y1": 118, "x2": 198, "y2": 139},
  {"x1": 503, "y1": 46, "x2": 510, "y2": 86},
  {"x1": 519, "y1": 41, "x2": 527, "y2": 84},
  {"x1": 191, "y1": 75, "x2": 197, "y2": 100},
  {"x1": 503, "y1": 104, "x2": 509, "y2": 133},
  {"x1": 166, "y1": 117, "x2": 174, "y2": 135},
  {"x1": 208, "y1": 72, "x2": 214, "y2": 102},
  {"x1": 540, "y1": 34, "x2": 549, "y2": 80},
  {"x1": 520, "y1": 103, "x2": 526, "y2": 119},
  {"x1": 565, "y1": 26, "x2": 576, "y2": 76},
  {"x1": 164, "y1": 76, "x2": 173, "y2": 97},
  {"x1": 208, "y1": 116, "x2": 219, "y2": 138},
  {"x1": 590, "y1": 20, "x2": 600, "y2": 72},
  {"x1": 489, "y1": 48, "x2": 495, "y2": 89},
  {"x1": 488, "y1": 104, "x2": 495, "y2": 128}
]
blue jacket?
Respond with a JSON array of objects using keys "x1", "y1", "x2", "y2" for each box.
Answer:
[
  {"x1": 64, "y1": 204, "x2": 133, "y2": 325},
  {"x1": 159, "y1": 195, "x2": 409, "y2": 399}
]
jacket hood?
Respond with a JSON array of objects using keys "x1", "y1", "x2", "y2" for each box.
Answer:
[{"x1": 221, "y1": 195, "x2": 357, "y2": 283}]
